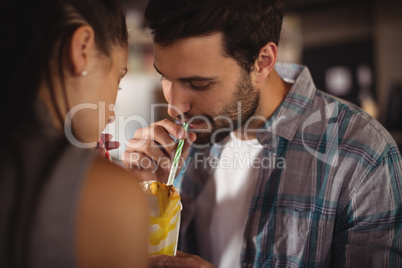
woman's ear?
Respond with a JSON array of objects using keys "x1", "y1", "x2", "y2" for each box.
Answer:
[
  {"x1": 253, "y1": 42, "x2": 278, "y2": 83},
  {"x1": 69, "y1": 25, "x2": 95, "y2": 76}
]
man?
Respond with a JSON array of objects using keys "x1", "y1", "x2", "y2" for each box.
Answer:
[{"x1": 123, "y1": 0, "x2": 402, "y2": 267}]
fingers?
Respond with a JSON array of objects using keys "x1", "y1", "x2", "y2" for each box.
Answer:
[
  {"x1": 154, "y1": 119, "x2": 189, "y2": 140},
  {"x1": 150, "y1": 255, "x2": 177, "y2": 268},
  {"x1": 133, "y1": 120, "x2": 188, "y2": 156},
  {"x1": 182, "y1": 132, "x2": 197, "y2": 158},
  {"x1": 128, "y1": 139, "x2": 170, "y2": 165},
  {"x1": 122, "y1": 120, "x2": 196, "y2": 182},
  {"x1": 123, "y1": 152, "x2": 157, "y2": 171},
  {"x1": 150, "y1": 254, "x2": 196, "y2": 268},
  {"x1": 123, "y1": 149, "x2": 170, "y2": 173},
  {"x1": 149, "y1": 252, "x2": 216, "y2": 268},
  {"x1": 175, "y1": 251, "x2": 189, "y2": 257}
]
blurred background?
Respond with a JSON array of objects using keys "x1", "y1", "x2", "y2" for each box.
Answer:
[{"x1": 107, "y1": 0, "x2": 402, "y2": 159}]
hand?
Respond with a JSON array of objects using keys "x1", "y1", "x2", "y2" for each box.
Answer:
[
  {"x1": 122, "y1": 119, "x2": 196, "y2": 183},
  {"x1": 150, "y1": 251, "x2": 216, "y2": 268},
  {"x1": 96, "y1": 133, "x2": 120, "y2": 159}
]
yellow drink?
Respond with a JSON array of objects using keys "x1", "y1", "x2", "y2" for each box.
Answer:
[{"x1": 141, "y1": 181, "x2": 182, "y2": 256}]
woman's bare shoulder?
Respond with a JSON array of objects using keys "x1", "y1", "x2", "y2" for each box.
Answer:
[{"x1": 75, "y1": 157, "x2": 149, "y2": 268}]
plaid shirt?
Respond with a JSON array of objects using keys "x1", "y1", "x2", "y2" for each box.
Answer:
[{"x1": 174, "y1": 63, "x2": 402, "y2": 267}]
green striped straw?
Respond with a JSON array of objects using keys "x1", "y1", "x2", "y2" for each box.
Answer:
[{"x1": 167, "y1": 123, "x2": 189, "y2": 186}]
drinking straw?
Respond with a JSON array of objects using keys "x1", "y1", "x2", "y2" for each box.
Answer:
[{"x1": 167, "y1": 123, "x2": 189, "y2": 186}]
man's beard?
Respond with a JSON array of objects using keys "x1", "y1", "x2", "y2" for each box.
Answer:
[{"x1": 186, "y1": 70, "x2": 260, "y2": 145}]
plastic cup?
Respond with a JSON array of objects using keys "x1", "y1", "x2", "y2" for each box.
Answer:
[{"x1": 140, "y1": 180, "x2": 182, "y2": 256}]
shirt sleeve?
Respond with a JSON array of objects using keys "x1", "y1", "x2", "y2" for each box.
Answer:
[{"x1": 334, "y1": 147, "x2": 402, "y2": 267}]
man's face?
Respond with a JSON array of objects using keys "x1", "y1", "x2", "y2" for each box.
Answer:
[{"x1": 154, "y1": 32, "x2": 259, "y2": 145}]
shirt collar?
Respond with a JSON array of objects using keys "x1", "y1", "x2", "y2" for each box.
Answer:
[{"x1": 255, "y1": 63, "x2": 317, "y2": 144}]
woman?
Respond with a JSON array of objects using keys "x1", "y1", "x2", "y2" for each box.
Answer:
[{"x1": 0, "y1": 0, "x2": 148, "y2": 267}]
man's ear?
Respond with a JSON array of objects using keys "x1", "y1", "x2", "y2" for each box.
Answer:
[
  {"x1": 253, "y1": 42, "x2": 278, "y2": 83},
  {"x1": 69, "y1": 25, "x2": 95, "y2": 76}
]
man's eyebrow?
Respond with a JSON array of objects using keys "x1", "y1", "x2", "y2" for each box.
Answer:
[
  {"x1": 153, "y1": 63, "x2": 216, "y2": 82},
  {"x1": 180, "y1": 76, "x2": 216, "y2": 82}
]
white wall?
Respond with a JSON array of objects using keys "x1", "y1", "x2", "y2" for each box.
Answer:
[{"x1": 104, "y1": 73, "x2": 161, "y2": 160}]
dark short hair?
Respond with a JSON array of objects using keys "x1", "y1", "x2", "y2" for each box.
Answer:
[{"x1": 145, "y1": 0, "x2": 283, "y2": 73}]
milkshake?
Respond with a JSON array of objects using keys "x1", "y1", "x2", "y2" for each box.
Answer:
[{"x1": 141, "y1": 180, "x2": 182, "y2": 256}]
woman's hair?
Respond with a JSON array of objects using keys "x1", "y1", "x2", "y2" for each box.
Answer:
[
  {"x1": 2, "y1": 0, "x2": 128, "y2": 144},
  {"x1": 144, "y1": 0, "x2": 283, "y2": 73},
  {"x1": 1, "y1": 2, "x2": 127, "y2": 266}
]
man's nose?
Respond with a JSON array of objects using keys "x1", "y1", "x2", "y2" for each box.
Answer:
[{"x1": 163, "y1": 81, "x2": 191, "y2": 118}]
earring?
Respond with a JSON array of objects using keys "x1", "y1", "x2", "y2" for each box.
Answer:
[{"x1": 81, "y1": 70, "x2": 88, "y2": 76}]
